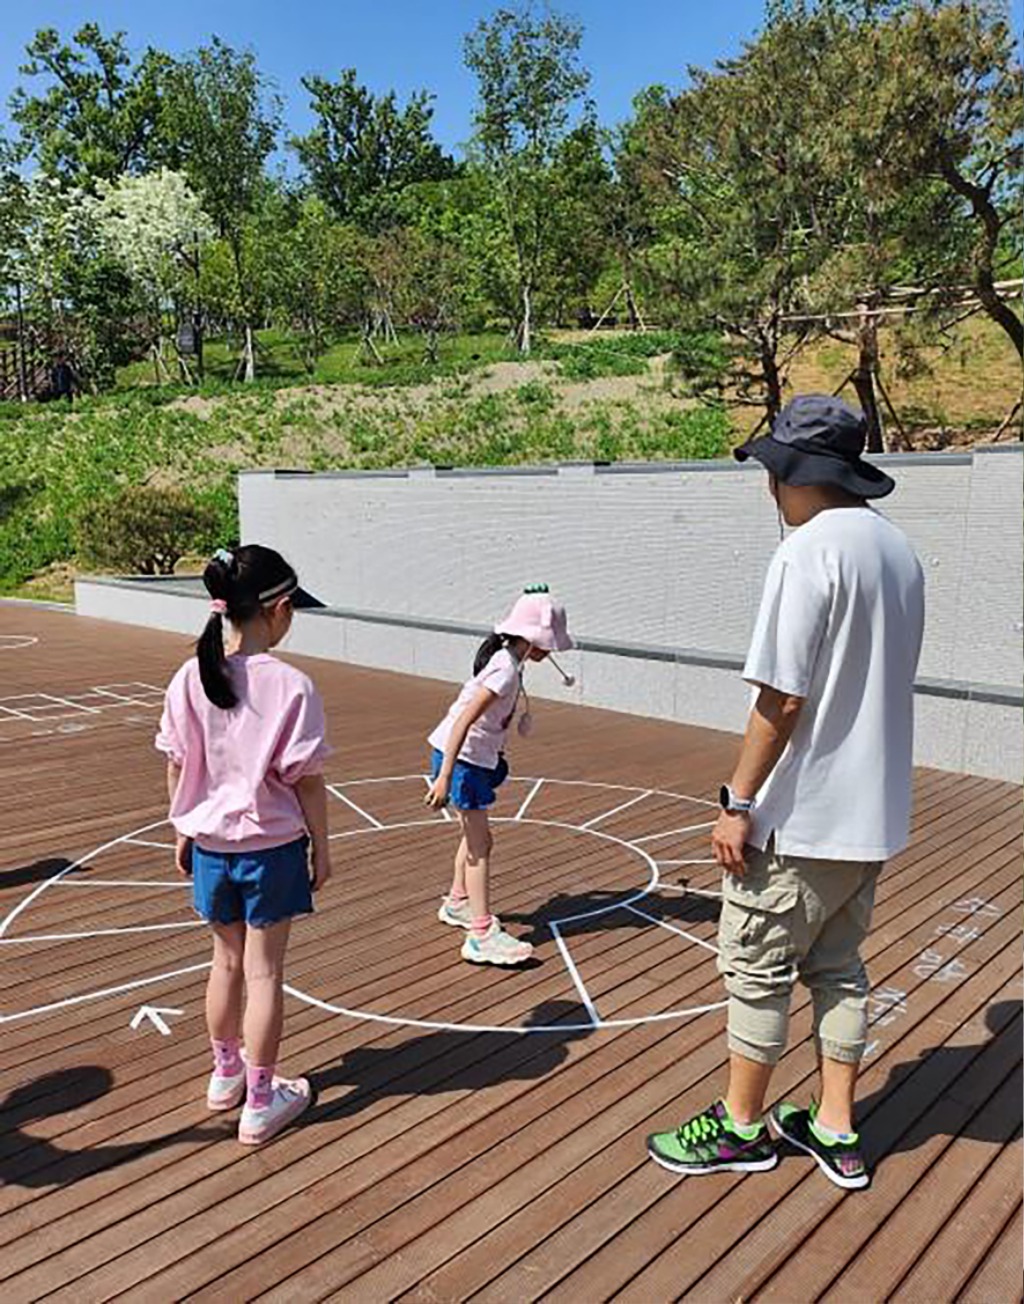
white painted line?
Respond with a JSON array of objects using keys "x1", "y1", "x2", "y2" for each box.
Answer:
[
  {"x1": 282, "y1": 983, "x2": 727, "y2": 1034},
  {"x1": 130, "y1": 1004, "x2": 184, "y2": 1036},
  {"x1": 0, "y1": 816, "x2": 172, "y2": 940},
  {"x1": 326, "y1": 785, "x2": 384, "y2": 828},
  {"x1": 123, "y1": 837, "x2": 178, "y2": 851},
  {"x1": 0, "y1": 921, "x2": 205, "y2": 943},
  {"x1": 422, "y1": 774, "x2": 453, "y2": 821},
  {"x1": 658, "y1": 883, "x2": 723, "y2": 899},
  {"x1": 56, "y1": 879, "x2": 186, "y2": 888},
  {"x1": 0, "y1": 634, "x2": 37, "y2": 651},
  {"x1": 655, "y1": 858, "x2": 718, "y2": 866},
  {"x1": 513, "y1": 776, "x2": 718, "y2": 808},
  {"x1": 514, "y1": 778, "x2": 544, "y2": 821},
  {"x1": 623, "y1": 904, "x2": 720, "y2": 955},
  {"x1": 630, "y1": 822, "x2": 715, "y2": 845},
  {"x1": 550, "y1": 922, "x2": 601, "y2": 1025},
  {"x1": 36, "y1": 691, "x2": 102, "y2": 715},
  {"x1": 0, "y1": 962, "x2": 212, "y2": 1025},
  {"x1": 580, "y1": 789, "x2": 653, "y2": 830},
  {"x1": 0, "y1": 706, "x2": 35, "y2": 720}
]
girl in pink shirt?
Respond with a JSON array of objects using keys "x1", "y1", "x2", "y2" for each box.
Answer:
[
  {"x1": 425, "y1": 587, "x2": 574, "y2": 966},
  {"x1": 156, "y1": 545, "x2": 331, "y2": 1146}
]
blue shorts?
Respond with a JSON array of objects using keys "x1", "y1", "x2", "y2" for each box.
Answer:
[
  {"x1": 192, "y1": 835, "x2": 313, "y2": 928},
  {"x1": 430, "y1": 748, "x2": 509, "y2": 811}
]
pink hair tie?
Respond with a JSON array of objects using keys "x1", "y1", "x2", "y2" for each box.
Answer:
[{"x1": 209, "y1": 599, "x2": 228, "y2": 615}]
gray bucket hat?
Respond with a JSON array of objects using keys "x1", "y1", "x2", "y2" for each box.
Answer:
[{"x1": 734, "y1": 394, "x2": 895, "y2": 499}]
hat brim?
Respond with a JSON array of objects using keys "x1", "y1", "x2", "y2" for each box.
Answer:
[
  {"x1": 734, "y1": 436, "x2": 895, "y2": 499},
  {"x1": 288, "y1": 586, "x2": 325, "y2": 609},
  {"x1": 494, "y1": 620, "x2": 574, "y2": 652}
]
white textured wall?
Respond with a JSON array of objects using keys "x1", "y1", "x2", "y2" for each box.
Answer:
[
  {"x1": 239, "y1": 449, "x2": 1022, "y2": 688},
  {"x1": 75, "y1": 445, "x2": 1023, "y2": 782}
]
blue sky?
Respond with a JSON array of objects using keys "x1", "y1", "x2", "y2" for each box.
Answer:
[{"x1": 0, "y1": 0, "x2": 769, "y2": 158}]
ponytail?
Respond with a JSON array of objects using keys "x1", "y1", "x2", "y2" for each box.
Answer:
[
  {"x1": 473, "y1": 631, "x2": 510, "y2": 677},
  {"x1": 196, "y1": 544, "x2": 300, "y2": 709},
  {"x1": 197, "y1": 611, "x2": 237, "y2": 708}
]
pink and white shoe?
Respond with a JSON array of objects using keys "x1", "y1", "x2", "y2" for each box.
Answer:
[
  {"x1": 238, "y1": 1077, "x2": 313, "y2": 1145},
  {"x1": 207, "y1": 1066, "x2": 247, "y2": 1111}
]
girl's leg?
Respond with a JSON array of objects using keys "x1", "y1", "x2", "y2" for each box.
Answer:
[
  {"x1": 207, "y1": 921, "x2": 245, "y2": 1043},
  {"x1": 450, "y1": 835, "x2": 469, "y2": 902},
  {"x1": 242, "y1": 918, "x2": 291, "y2": 1069},
  {"x1": 458, "y1": 809, "x2": 493, "y2": 932},
  {"x1": 205, "y1": 922, "x2": 246, "y2": 1106}
]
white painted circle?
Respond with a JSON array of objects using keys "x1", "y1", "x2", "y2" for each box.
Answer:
[
  {"x1": 0, "y1": 635, "x2": 38, "y2": 650},
  {"x1": 0, "y1": 775, "x2": 726, "y2": 1033}
]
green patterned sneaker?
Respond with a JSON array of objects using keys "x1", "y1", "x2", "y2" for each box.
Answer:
[
  {"x1": 647, "y1": 1100, "x2": 778, "y2": 1176},
  {"x1": 770, "y1": 1100, "x2": 870, "y2": 1190}
]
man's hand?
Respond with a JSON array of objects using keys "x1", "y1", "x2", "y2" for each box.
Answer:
[
  {"x1": 175, "y1": 833, "x2": 193, "y2": 878},
  {"x1": 712, "y1": 811, "x2": 750, "y2": 874},
  {"x1": 424, "y1": 776, "x2": 451, "y2": 810},
  {"x1": 311, "y1": 844, "x2": 332, "y2": 892}
]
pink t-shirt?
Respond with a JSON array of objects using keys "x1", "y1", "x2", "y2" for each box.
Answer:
[
  {"x1": 155, "y1": 653, "x2": 331, "y2": 852},
  {"x1": 428, "y1": 649, "x2": 522, "y2": 770}
]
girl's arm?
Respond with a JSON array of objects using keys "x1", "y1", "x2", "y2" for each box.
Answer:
[
  {"x1": 295, "y1": 772, "x2": 332, "y2": 890},
  {"x1": 166, "y1": 760, "x2": 192, "y2": 878},
  {"x1": 425, "y1": 688, "x2": 496, "y2": 809}
]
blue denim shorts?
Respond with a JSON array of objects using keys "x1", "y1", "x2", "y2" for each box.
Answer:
[
  {"x1": 430, "y1": 748, "x2": 509, "y2": 811},
  {"x1": 192, "y1": 835, "x2": 313, "y2": 927}
]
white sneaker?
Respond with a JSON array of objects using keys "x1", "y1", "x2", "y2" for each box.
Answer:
[
  {"x1": 438, "y1": 896, "x2": 501, "y2": 931},
  {"x1": 207, "y1": 1065, "x2": 246, "y2": 1111},
  {"x1": 238, "y1": 1076, "x2": 312, "y2": 1145},
  {"x1": 461, "y1": 920, "x2": 533, "y2": 966}
]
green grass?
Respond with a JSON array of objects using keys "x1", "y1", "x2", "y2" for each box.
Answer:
[{"x1": 115, "y1": 328, "x2": 516, "y2": 393}]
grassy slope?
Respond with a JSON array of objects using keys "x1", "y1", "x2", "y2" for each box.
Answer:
[{"x1": 2, "y1": 314, "x2": 1019, "y2": 602}]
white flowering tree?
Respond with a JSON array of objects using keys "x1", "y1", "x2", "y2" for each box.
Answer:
[{"x1": 91, "y1": 167, "x2": 213, "y2": 381}]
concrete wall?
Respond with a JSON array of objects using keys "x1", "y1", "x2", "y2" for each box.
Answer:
[{"x1": 76, "y1": 444, "x2": 1023, "y2": 781}]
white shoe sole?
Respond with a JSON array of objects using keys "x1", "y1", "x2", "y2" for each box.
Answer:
[
  {"x1": 207, "y1": 1076, "x2": 246, "y2": 1111},
  {"x1": 769, "y1": 1114, "x2": 869, "y2": 1189},
  {"x1": 460, "y1": 943, "x2": 532, "y2": 966},
  {"x1": 647, "y1": 1146, "x2": 778, "y2": 1176}
]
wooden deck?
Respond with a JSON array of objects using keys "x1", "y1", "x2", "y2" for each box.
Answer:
[{"x1": 0, "y1": 604, "x2": 1020, "y2": 1303}]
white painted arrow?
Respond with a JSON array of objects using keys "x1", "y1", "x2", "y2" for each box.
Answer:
[{"x1": 129, "y1": 1004, "x2": 184, "y2": 1036}]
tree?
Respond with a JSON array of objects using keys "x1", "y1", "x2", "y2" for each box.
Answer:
[
  {"x1": 464, "y1": 5, "x2": 591, "y2": 353},
  {"x1": 843, "y1": 0, "x2": 1023, "y2": 360},
  {"x1": 163, "y1": 39, "x2": 280, "y2": 381},
  {"x1": 272, "y1": 196, "x2": 369, "y2": 369},
  {"x1": 292, "y1": 70, "x2": 455, "y2": 229},
  {"x1": 90, "y1": 168, "x2": 213, "y2": 382},
  {"x1": 8, "y1": 24, "x2": 171, "y2": 183}
]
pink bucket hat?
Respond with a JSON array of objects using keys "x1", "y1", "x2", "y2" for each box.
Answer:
[{"x1": 495, "y1": 585, "x2": 573, "y2": 652}]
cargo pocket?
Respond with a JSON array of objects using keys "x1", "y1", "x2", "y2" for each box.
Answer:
[{"x1": 719, "y1": 874, "x2": 801, "y2": 976}]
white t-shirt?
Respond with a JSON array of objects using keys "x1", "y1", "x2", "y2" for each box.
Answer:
[
  {"x1": 744, "y1": 507, "x2": 925, "y2": 862},
  {"x1": 428, "y1": 649, "x2": 522, "y2": 770}
]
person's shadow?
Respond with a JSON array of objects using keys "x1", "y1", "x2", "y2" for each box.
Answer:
[
  {"x1": 502, "y1": 887, "x2": 720, "y2": 949},
  {"x1": 306, "y1": 999, "x2": 594, "y2": 1125},
  {"x1": 1, "y1": 857, "x2": 73, "y2": 891},
  {"x1": 852, "y1": 1000, "x2": 1021, "y2": 1162},
  {"x1": 0, "y1": 1066, "x2": 228, "y2": 1189}
]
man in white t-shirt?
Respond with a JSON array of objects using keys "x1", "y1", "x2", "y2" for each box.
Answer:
[{"x1": 648, "y1": 394, "x2": 924, "y2": 1191}]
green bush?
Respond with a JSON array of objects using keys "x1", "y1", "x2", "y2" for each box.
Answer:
[{"x1": 76, "y1": 486, "x2": 219, "y2": 576}]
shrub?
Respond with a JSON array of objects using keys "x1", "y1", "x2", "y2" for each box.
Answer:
[{"x1": 76, "y1": 485, "x2": 219, "y2": 576}]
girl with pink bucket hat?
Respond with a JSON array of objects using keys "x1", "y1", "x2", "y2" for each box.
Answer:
[{"x1": 424, "y1": 585, "x2": 575, "y2": 966}]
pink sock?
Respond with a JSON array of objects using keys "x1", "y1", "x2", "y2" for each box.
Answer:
[
  {"x1": 450, "y1": 888, "x2": 468, "y2": 904},
  {"x1": 246, "y1": 1063, "x2": 275, "y2": 1109},
  {"x1": 212, "y1": 1037, "x2": 243, "y2": 1077},
  {"x1": 471, "y1": 914, "x2": 493, "y2": 936}
]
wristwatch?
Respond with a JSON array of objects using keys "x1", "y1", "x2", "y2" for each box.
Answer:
[{"x1": 719, "y1": 785, "x2": 755, "y2": 815}]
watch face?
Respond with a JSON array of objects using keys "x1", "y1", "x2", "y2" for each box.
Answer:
[{"x1": 719, "y1": 785, "x2": 730, "y2": 810}]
